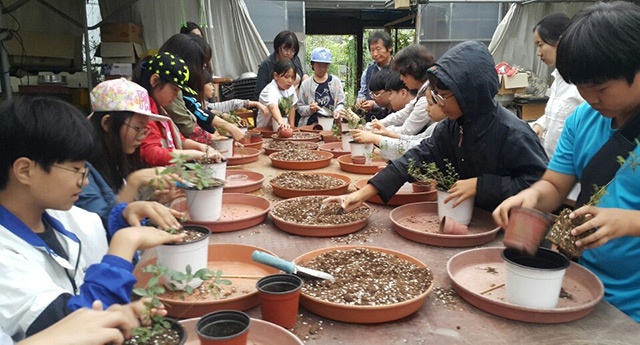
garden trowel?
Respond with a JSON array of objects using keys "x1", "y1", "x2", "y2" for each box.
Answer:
[{"x1": 251, "y1": 250, "x2": 335, "y2": 281}]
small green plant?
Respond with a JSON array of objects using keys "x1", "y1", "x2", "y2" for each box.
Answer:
[
  {"x1": 131, "y1": 265, "x2": 173, "y2": 343},
  {"x1": 278, "y1": 95, "x2": 295, "y2": 116},
  {"x1": 152, "y1": 152, "x2": 224, "y2": 191},
  {"x1": 407, "y1": 158, "x2": 459, "y2": 191},
  {"x1": 331, "y1": 123, "x2": 341, "y2": 138},
  {"x1": 166, "y1": 264, "x2": 231, "y2": 300},
  {"x1": 587, "y1": 143, "x2": 640, "y2": 206}
]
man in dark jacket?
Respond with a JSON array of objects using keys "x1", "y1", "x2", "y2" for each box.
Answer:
[{"x1": 333, "y1": 40, "x2": 548, "y2": 212}]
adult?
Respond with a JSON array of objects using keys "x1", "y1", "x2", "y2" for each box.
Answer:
[
  {"x1": 254, "y1": 30, "x2": 306, "y2": 100},
  {"x1": 180, "y1": 21, "x2": 203, "y2": 37},
  {"x1": 356, "y1": 31, "x2": 393, "y2": 120}
]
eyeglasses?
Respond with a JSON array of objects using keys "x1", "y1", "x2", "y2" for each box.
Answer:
[
  {"x1": 370, "y1": 90, "x2": 387, "y2": 99},
  {"x1": 124, "y1": 123, "x2": 150, "y2": 139},
  {"x1": 430, "y1": 89, "x2": 454, "y2": 107},
  {"x1": 53, "y1": 164, "x2": 91, "y2": 186}
]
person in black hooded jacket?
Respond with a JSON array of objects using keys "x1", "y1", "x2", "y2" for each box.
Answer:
[{"x1": 329, "y1": 41, "x2": 548, "y2": 212}]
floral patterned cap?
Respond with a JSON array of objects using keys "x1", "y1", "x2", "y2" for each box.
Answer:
[
  {"x1": 89, "y1": 78, "x2": 170, "y2": 121},
  {"x1": 146, "y1": 52, "x2": 197, "y2": 96}
]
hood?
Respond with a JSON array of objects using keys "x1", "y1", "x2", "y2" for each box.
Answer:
[{"x1": 427, "y1": 41, "x2": 499, "y2": 123}]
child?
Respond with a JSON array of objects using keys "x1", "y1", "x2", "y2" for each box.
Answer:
[
  {"x1": 331, "y1": 41, "x2": 548, "y2": 212},
  {"x1": 202, "y1": 69, "x2": 268, "y2": 118},
  {"x1": 256, "y1": 59, "x2": 298, "y2": 129},
  {"x1": 493, "y1": 2, "x2": 640, "y2": 322},
  {"x1": 297, "y1": 47, "x2": 346, "y2": 126},
  {"x1": 0, "y1": 96, "x2": 184, "y2": 338},
  {"x1": 133, "y1": 53, "x2": 222, "y2": 167}
]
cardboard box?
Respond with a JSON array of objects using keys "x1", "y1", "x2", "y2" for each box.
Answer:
[
  {"x1": 395, "y1": 0, "x2": 411, "y2": 9},
  {"x1": 498, "y1": 73, "x2": 529, "y2": 95},
  {"x1": 101, "y1": 23, "x2": 144, "y2": 44},
  {"x1": 4, "y1": 31, "x2": 82, "y2": 73},
  {"x1": 99, "y1": 42, "x2": 144, "y2": 64},
  {"x1": 520, "y1": 103, "x2": 546, "y2": 121},
  {"x1": 102, "y1": 63, "x2": 133, "y2": 76}
]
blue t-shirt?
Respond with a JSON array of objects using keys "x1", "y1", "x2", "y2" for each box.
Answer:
[{"x1": 550, "y1": 102, "x2": 640, "y2": 322}]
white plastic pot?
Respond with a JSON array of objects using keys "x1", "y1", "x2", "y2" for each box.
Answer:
[
  {"x1": 502, "y1": 248, "x2": 570, "y2": 309},
  {"x1": 185, "y1": 186, "x2": 224, "y2": 222},
  {"x1": 203, "y1": 161, "x2": 227, "y2": 181},
  {"x1": 156, "y1": 225, "x2": 211, "y2": 290},
  {"x1": 210, "y1": 137, "x2": 234, "y2": 158},
  {"x1": 341, "y1": 132, "x2": 352, "y2": 152},
  {"x1": 318, "y1": 116, "x2": 334, "y2": 131},
  {"x1": 350, "y1": 141, "x2": 373, "y2": 157},
  {"x1": 437, "y1": 190, "x2": 474, "y2": 225},
  {"x1": 340, "y1": 122, "x2": 350, "y2": 132}
]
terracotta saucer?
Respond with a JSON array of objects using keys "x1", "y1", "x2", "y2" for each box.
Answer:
[
  {"x1": 354, "y1": 180, "x2": 436, "y2": 205},
  {"x1": 270, "y1": 172, "x2": 350, "y2": 198},
  {"x1": 241, "y1": 138, "x2": 263, "y2": 150},
  {"x1": 223, "y1": 170, "x2": 265, "y2": 194},
  {"x1": 269, "y1": 150, "x2": 333, "y2": 170},
  {"x1": 171, "y1": 194, "x2": 270, "y2": 232},
  {"x1": 227, "y1": 147, "x2": 260, "y2": 166},
  {"x1": 447, "y1": 247, "x2": 604, "y2": 323},
  {"x1": 253, "y1": 126, "x2": 276, "y2": 138},
  {"x1": 320, "y1": 130, "x2": 339, "y2": 143},
  {"x1": 134, "y1": 244, "x2": 280, "y2": 318},
  {"x1": 337, "y1": 154, "x2": 387, "y2": 174},
  {"x1": 318, "y1": 142, "x2": 350, "y2": 158},
  {"x1": 271, "y1": 132, "x2": 322, "y2": 142},
  {"x1": 263, "y1": 141, "x2": 319, "y2": 156},
  {"x1": 389, "y1": 201, "x2": 500, "y2": 247},
  {"x1": 293, "y1": 245, "x2": 434, "y2": 323},
  {"x1": 179, "y1": 317, "x2": 303, "y2": 345}
]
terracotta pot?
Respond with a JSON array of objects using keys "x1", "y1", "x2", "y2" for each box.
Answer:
[
  {"x1": 502, "y1": 248, "x2": 570, "y2": 309},
  {"x1": 256, "y1": 274, "x2": 303, "y2": 328},
  {"x1": 211, "y1": 137, "x2": 234, "y2": 158},
  {"x1": 436, "y1": 190, "x2": 474, "y2": 226},
  {"x1": 351, "y1": 155, "x2": 366, "y2": 165},
  {"x1": 411, "y1": 181, "x2": 435, "y2": 193},
  {"x1": 318, "y1": 116, "x2": 334, "y2": 131},
  {"x1": 196, "y1": 310, "x2": 251, "y2": 345},
  {"x1": 156, "y1": 225, "x2": 211, "y2": 290},
  {"x1": 278, "y1": 127, "x2": 294, "y2": 138},
  {"x1": 248, "y1": 129, "x2": 263, "y2": 143},
  {"x1": 439, "y1": 216, "x2": 469, "y2": 235},
  {"x1": 503, "y1": 206, "x2": 552, "y2": 256}
]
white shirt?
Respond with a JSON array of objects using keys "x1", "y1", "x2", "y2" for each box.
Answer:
[
  {"x1": 378, "y1": 81, "x2": 431, "y2": 136},
  {"x1": 256, "y1": 79, "x2": 298, "y2": 127}
]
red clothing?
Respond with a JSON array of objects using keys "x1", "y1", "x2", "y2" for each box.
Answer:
[{"x1": 140, "y1": 98, "x2": 186, "y2": 166}]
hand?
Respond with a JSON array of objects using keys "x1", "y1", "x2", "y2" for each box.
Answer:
[
  {"x1": 352, "y1": 129, "x2": 377, "y2": 144},
  {"x1": 360, "y1": 100, "x2": 376, "y2": 111},
  {"x1": 128, "y1": 167, "x2": 165, "y2": 190},
  {"x1": 532, "y1": 124, "x2": 544, "y2": 139},
  {"x1": 492, "y1": 189, "x2": 542, "y2": 228},
  {"x1": 370, "y1": 120, "x2": 385, "y2": 131},
  {"x1": 356, "y1": 98, "x2": 365, "y2": 109},
  {"x1": 333, "y1": 109, "x2": 345, "y2": 119},
  {"x1": 569, "y1": 206, "x2": 639, "y2": 249},
  {"x1": 309, "y1": 101, "x2": 320, "y2": 113},
  {"x1": 122, "y1": 201, "x2": 184, "y2": 230},
  {"x1": 279, "y1": 121, "x2": 291, "y2": 130},
  {"x1": 445, "y1": 178, "x2": 477, "y2": 207},
  {"x1": 154, "y1": 184, "x2": 185, "y2": 205},
  {"x1": 323, "y1": 193, "x2": 362, "y2": 213},
  {"x1": 228, "y1": 125, "x2": 246, "y2": 142},
  {"x1": 111, "y1": 226, "x2": 186, "y2": 255},
  {"x1": 202, "y1": 148, "x2": 225, "y2": 163},
  {"x1": 106, "y1": 299, "x2": 166, "y2": 328}
]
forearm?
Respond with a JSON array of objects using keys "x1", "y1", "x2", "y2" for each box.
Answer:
[{"x1": 288, "y1": 107, "x2": 297, "y2": 127}]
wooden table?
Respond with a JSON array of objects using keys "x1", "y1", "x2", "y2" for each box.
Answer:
[{"x1": 155, "y1": 144, "x2": 640, "y2": 344}]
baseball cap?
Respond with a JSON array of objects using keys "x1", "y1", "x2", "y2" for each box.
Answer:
[
  {"x1": 310, "y1": 47, "x2": 332, "y2": 63},
  {"x1": 89, "y1": 78, "x2": 170, "y2": 121},
  {"x1": 146, "y1": 52, "x2": 197, "y2": 96}
]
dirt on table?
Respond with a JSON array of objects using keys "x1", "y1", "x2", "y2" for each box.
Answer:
[
  {"x1": 272, "y1": 149, "x2": 324, "y2": 162},
  {"x1": 270, "y1": 171, "x2": 347, "y2": 190},
  {"x1": 301, "y1": 248, "x2": 433, "y2": 306},
  {"x1": 271, "y1": 196, "x2": 371, "y2": 225},
  {"x1": 123, "y1": 326, "x2": 181, "y2": 345},
  {"x1": 266, "y1": 140, "x2": 318, "y2": 151}
]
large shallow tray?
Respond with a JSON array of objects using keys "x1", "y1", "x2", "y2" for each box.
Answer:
[
  {"x1": 269, "y1": 150, "x2": 333, "y2": 170},
  {"x1": 223, "y1": 170, "x2": 264, "y2": 194},
  {"x1": 241, "y1": 138, "x2": 263, "y2": 150},
  {"x1": 263, "y1": 141, "x2": 319, "y2": 156},
  {"x1": 271, "y1": 132, "x2": 322, "y2": 142},
  {"x1": 172, "y1": 194, "x2": 270, "y2": 232},
  {"x1": 269, "y1": 196, "x2": 370, "y2": 237},
  {"x1": 354, "y1": 179, "x2": 436, "y2": 206},
  {"x1": 180, "y1": 317, "x2": 303, "y2": 345},
  {"x1": 390, "y1": 202, "x2": 499, "y2": 247},
  {"x1": 253, "y1": 126, "x2": 276, "y2": 138},
  {"x1": 270, "y1": 172, "x2": 350, "y2": 199},
  {"x1": 337, "y1": 154, "x2": 386, "y2": 174},
  {"x1": 318, "y1": 142, "x2": 350, "y2": 158},
  {"x1": 293, "y1": 245, "x2": 434, "y2": 323},
  {"x1": 134, "y1": 244, "x2": 280, "y2": 318},
  {"x1": 227, "y1": 147, "x2": 260, "y2": 166},
  {"x1": 447, "y1": 247, "x2": 604, "y2": 323}
]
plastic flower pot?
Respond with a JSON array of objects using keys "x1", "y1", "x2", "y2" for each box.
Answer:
[
  {"x1": 351, "y1": 155, "x2": 366, "y2": 165},
  {"x1": 349, "y1": 141, "x2": 373, "y2": 158},
  {"x1": 211, "y1": 137, "x2": 234, "y2": 158},
  {"x1": 156, "y1": 225, "x2": 211, "y2": 290},
  {"x1": 203, "y1": 160, "x2": 227, "y2": 181},
  {"x1": 196, "y1": 310, "x2": 251, "y2": 345},
  {"x1": 503, "y1": 206, "x2": 553, "y2": 256},
  {"x1": 248, "y1": 130, "x2": 263, "y2": 143},
  {"x1": 502, "y1": 247, "x2": 570, "y2": 309},
  {"x1": 256, "y1": 274, "x2": 303, "y2": 328},
  {"x1": 439, "y1": 216, "x2": 469, "y2": 235},
  {"x1": 185, "y1": 184, "x2": 224, "y2": 222},
  {"x1": 436, "y1": 190, "x2": 474, "y2": 226},
  {"x1": 318, "y1": 116, "x2": 334, "y2": 131},
  {"x1": 411, "y1": 181, "x2": 435, "y2": 193}
]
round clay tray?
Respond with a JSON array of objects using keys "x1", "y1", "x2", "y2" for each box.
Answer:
[
  {"x1": 227, "y1": 147, "x2": 260, "y2": 166},
  {"x1": 293, "y1": 245, "x2": 434, "y2": 323},
  {"x1": 447, "y1": 247, "x2": 604, "y2": 323},
  {"x1": 263, "y1": 141, "x2": 319, "y2": 156},
  {"x1": 241, "y1": 138, "x2": 263, "y2": 150},
  {"x1": 299, "y1": 124, "x2": 323, "y2": 133},
  {"x1": 269, "y1": 150, "x2": 333, "y2": 170},
  {"x1": 223, "y1": 170, "x2": 264, "y2": 194},
  {"x1": 179, "y1": 317, "x2": 303, "y2": 345},
  {"x1": 271, "y1": 132, "x2": 322, "y2": 142},
  {"x1": 269, "y1": 196, "x2": 370, "y2": 237},
  {"x1": 270, "y1": 172, "x2": 350, "y2": 198},
  {"x1": 134, "y1": 244, "x2": 280, "y2": 318},
  {"x1": 318, "y1": 142, "x2": 350, "y2": 158},
  {"x1": 253, "y1": 126, "x2": 276, "y2": 138},
  {"x1": 171, "y1": 194, "x2": 270, "y2": 232},
  {"x1": 337, "y1": 154, "x2": 387, "y2": 174},
  {"x1": 320, "y1": 130, "x2": 340, "y2": 143},
  {"x1": 354, "y1": 179, "x2": 436, "y2": 206},
  {"x1": 389, "y1": 201, "x2": 500, "y2": 247}
]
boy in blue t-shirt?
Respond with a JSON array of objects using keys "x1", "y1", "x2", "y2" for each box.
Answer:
[{"x1": 493, "y1": 1, "x2": 640, "y2": 322}]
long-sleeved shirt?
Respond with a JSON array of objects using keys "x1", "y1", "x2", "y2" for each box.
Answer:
[
  {"x1": 206, "y1": 99, "x2": 250, "y2": 113},
  {"x1": 297, "y1": 74, "x2": 346, "y2": 126},
  {"x1": 378, "y1": 82, "x2": 432, "y2": 136}
]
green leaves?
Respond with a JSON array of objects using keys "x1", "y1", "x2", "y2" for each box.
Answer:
[
  {"x1": 407, "y1": 158, "x2": 459, "y2": 191},
  {"x1": 155, "y1": 152, "x2": 224, "y2": 191}
]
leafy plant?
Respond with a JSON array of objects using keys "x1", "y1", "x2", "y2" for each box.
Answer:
[
  {"x1": 166, "y1": 264, "x2": 231, "y2": 300},
  {"x1": 152, "y1": 152, "x2": 224, "y2": 191},
  {"x1": 407, "y1": 158, "x2": 459, "y2": 191},
  {"x1": 344, "y1": 108, "x2": 366, "y2": 129},
  {"x1": 278, "y1": 95, "x2": 295, "y2": 117},
  {"x1": 331, "y1": 123, "x2": 341, "y2": 138},
  {"x1": 131, "y1": 265, "x2": 173, "y2": 344}
]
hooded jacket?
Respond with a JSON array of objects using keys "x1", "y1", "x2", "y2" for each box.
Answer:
[{"x1": 369, "y1": 41, "x2": 548, "y2": 211}]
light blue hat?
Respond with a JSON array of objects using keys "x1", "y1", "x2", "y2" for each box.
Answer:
[{"x1": 310, "y1": 47, "x2": 332, "y2": 63}]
